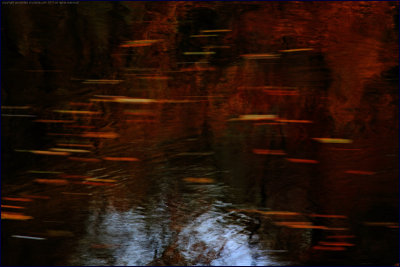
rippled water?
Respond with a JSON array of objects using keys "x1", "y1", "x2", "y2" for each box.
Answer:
[
  {"x1": 2, "y1": 2, "x2": 398, "y2": 265},
  {"x1": 2, "y1": 86, "x2": 398, "y2": 265}
]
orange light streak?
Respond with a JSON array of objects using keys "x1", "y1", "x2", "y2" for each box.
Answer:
[
  {"x1": 3, "y1": 197, "x2": 33, "y2": 202},
  {"x1": 253, "y1": 149, "x2": 286, "y2": 155},
  {"x1": 286, "y1": 158, "x2": 318, "y2": 164},
  {"x1": 319, "y1": 241, "x2": 355, "y2": 247},
  {"x1": 183, "y1": 177, "x2": 215, "y2": 183},
  {"x1": 81, "y1": 132, "x2": 119, "y2": 139},
  {"x1": 35, "y1": 119, "x2": 74, "y2": 123},
  {"x1": 31, "y1": 150, "x2": 70, "y2": 156},
  {"x1": 1, "y1": 205, "x2": 25, "y2": 209},
  {"x1": 1, "y1": 212, "x2": 33, "y2": 220}
]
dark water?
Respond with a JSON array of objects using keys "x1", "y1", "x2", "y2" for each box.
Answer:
[
  {"x1": 2, "y1": 70, "x2": 398, "y2": 265},
  {"x1": 1, "y1": 2, "x2": 399, "y2": 266}
]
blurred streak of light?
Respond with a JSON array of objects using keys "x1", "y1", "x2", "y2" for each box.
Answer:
[
  {"x1": 120, "y1": 40, "x2": 159, "y2": 48},
  {"x1": 184, "y1": 52, "x2": 216, "y2": 55},
  {"x1": 319, "y1": 241, "x2": 355, "y2": 247},
  {"x1": 277, "y1": 119, "x2": 312, "y2": 123},
  {"x1": 159, "y1": 99, "x2": 204, "y2": 103},
  {"x1": 277, "y1": 223, "x2": 347, "y2": 230},
  {"x1": 50, "y1": 148, "x2": 91, "y2": 153},
  {"x1": 228, "y1": 114, "x2": 278, "y2": 121},
  {"x1": 309, "y1": 214, "x2": 347, "y2": 219},
  {"x1": 313, "y1": 138, "x2": 353, "y2": 144},
  {"x1": 201, "y1": 29, "x2": 231, "y2": 33},
  {"x1": 190, "y1": 34, "x2": 218, "y2": 37},
  {"x1": 312, "y1": 246, "x2": 346, "y2": 251},
  {"x1": 241, "y1": 54, "x2": 280, "y2": 59},
  {"x1": 61, "y1": 192, "x2": 93, "y2": 196},
  {"x1": 53, "y1": 110, "x2": 101, "y2": 115},
  {"x1": 114, "y1": 97, "x2": 157, "y2": 104},
  {"x1": 34, "y1": 179, "x2": 69, "y2": 185},
  {"x1": 85, "y1": 178, "x2": 116, "y2": 183},
  {"x1": 2, "y1": 114, "x2": 36, "y2": 117},
  {"x1": 81, "y1": 132, "x2": 119, "y2": 139},
  {"x1": 103, "y1": 157, "x2": 139, "y2": 162},
  {"x1": 3, "y1": 197, "x2": 33, "y2": 202},
  {"x1": 74, "y1": 181, "x2": 114, "y2": 186},
  {"x1": 56, "y1": 143, "x2": 94, "y2": 148},
  {"x1": 183, "y1": 177, "x2": 215, "y2": 183},
  {"x1": 1, "y1": 212, "x2": 33, "y2": 220},
  {"x1": 279, "y1": 48, "x2": 313, "y2": 53},
  {"x1": 82, "y1": 79, "x2": 123, "y2": 84},
  {"x1": 120, "y1": 43, "x2": 155, "y2": 48},
  {"x1": 1, "y1": 205, "x2": 25, "y2": 209},
  {"x1": 1, "y1": 106, "x2": 31, "y2": 109},
  {"x1": 90, "y1": 98, "x2": 115, "y2": 102},
  {"x1": 253, "y1": 149, "x2": 286, "y2": 155},
  {"x1": 68, "y1": 157, "x2": 101, "y2": 162},
  {"x1": 31, "y1": 150, "x2": 71, "y2": 156},
  {"x1": 345, "y1": 170, "x2": 375, "y2": 175},
  {"x1": 35, "y1": 119, "x2": 74, "y2": 123},
  {"x1": 286, "y1": 158, "x2": 318, "y2": 164},
  {"x1": 11, "y1": 235, "x2": 46, "y2": 240}
]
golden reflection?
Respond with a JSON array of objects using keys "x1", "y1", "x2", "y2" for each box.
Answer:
[{"x1": 183, "y1": 177, "x2": 215, "y2": 183}]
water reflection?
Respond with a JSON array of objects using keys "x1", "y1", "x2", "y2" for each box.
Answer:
[
  {"x1": 2, "y1": 1, "x2": 398, "y2": 266},
  {"x1": 68, "y1": 182, "x2": 292, "y2": 266}
]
